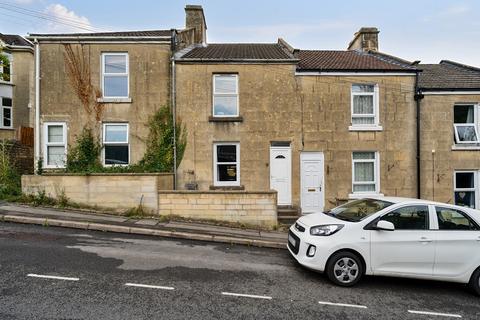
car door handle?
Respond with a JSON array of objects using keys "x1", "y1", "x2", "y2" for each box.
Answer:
[{"x1": 419, "y1": 237, "x2": 433, "y2": 243}]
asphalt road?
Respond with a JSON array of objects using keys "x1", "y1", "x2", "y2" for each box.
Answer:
[{"x1": 0, "y1": 222, "x2": 479, "y2": 320}]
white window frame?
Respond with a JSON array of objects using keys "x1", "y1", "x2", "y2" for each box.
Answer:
[
  {"x1": 0, "y1": 52, "x2": 12, "y2": 83},
  {"x1": 351, "y1": 151, "x2": 380, "y2": 196},
  {"x1": 350, "y1": 84, "x2": 381, "y2": 130},
  {"x1": 212, "y1": 74, "x2": 239, "y2": 117},
  {"x1": 102, "y1": 123, "x2": 130, "y2": 166},
  {"x1": 454, "y1": 170, "x2": 478, "y2": 209},
  {"x1": 101, "y1": 52, "x2": 129, "y2": 99},
  {"x1": 43, "y1": 122, "x2": 67, "y2": 169},
  {"x1": 0, "y1": 96, "x2": 13, "y2": 129},
  {"x1": 213, "y1": 142, "x2": 240, "y2": 186},
  {"x1": 453, "y1": 104, "x2": 480, "y2": 144}
]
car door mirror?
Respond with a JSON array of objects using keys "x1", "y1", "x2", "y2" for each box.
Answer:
[{"x1": 376, "y1": 220, "x2": 395, "y2": 231}]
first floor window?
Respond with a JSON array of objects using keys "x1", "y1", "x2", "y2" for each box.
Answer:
[
  {"x1": 351, "y1": 84, "x2": 378, "y2": 126},
  {"x1": 453, "y1": 104, "x2": 479, "y2": 144},
  {"x1": 454, "y1": 171, "x2": 476, "y2": 208},
  {"x1": 213, "y1": 143, "x2": 240, "y2": 186},
  {"x1": 103, "y1": 123, "x2": 129, "y2": 165},
  {"x1": 44, "y1": 122, "x2": 66, "y2": 168},
  {"x1": 213, "y1": 74, "x2": 238, "y2": 117},
  {"x1": 352, "y1": 151, "x2": 379, "y2": 193},
  {"x1": 1, "y1": 97, "x2": 12, "y2": 128},
  {"x1": 102, "y1": 53, "x2": 129, "y2": 98},
  {"x1": 0, "y1": 53, "x2": 11, "y2": 82}
]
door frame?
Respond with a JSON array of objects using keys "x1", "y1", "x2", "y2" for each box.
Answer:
[
  {"x1": 270, "y1": 146, "x2": 292, "y2": 206},
  {"x1": 300, "y1": 152, "x2": 325, "y2": 213}
]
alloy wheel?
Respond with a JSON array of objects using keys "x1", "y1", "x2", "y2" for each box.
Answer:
[{"x1": 333, "y1": 257, "x2": 359, "y2": 284}]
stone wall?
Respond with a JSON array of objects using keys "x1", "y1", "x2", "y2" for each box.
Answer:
[
  {"x1": 158, "y1": 191, "x2": 277, "y2": 227},
  {"x1": 22, "y1": 173, "x2": 174, "y2": 213},
  {"x1": 3, "y1": 140, "x2": 34, "y2": 174}
]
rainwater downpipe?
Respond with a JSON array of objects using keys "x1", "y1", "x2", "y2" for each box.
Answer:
[
  {"x1": 414, "y1": 72, "x2": 424, "y2": 199},
  {"x1": 171, "y1": 56, "x2": 177, "y2": 189},
  {"x1": 34, "y1": 39, "x2": 40, "y2": 174}
]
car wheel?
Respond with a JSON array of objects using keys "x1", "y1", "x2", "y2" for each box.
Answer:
[
  {"x1": 326, "y1": 251, "x2": 364, "y2": 287},
  {"x1": 469, "y1": 267, "x2": 480, "y2": 296}
]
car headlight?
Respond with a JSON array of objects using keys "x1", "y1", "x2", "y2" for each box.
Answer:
[{"x1": 310, "y1": 224, "x2": 344, "y2": 236}]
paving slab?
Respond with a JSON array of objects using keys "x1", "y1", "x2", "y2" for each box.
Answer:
[{"x1": 134, "y1": 219, "x2": 160, "y2": 226}]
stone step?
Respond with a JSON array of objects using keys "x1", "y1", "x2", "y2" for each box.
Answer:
[{"x1": 277, "y1": 215, "x2": 298, "y2": 225}]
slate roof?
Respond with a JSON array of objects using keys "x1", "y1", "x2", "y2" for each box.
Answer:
[
  {"x1": 29, "y1": 30, "x2": 172, "y2": 38},
  {"x1": 295, "y1": 50, "x2": 417, "y2": 72},
  {"x1": 179, "y1": 43, "x2": 297, "y2": 61},
  {"x1": 418, "y1": 60, "x2": 480, "y2": 91},
  {"x1": 0, "y1": 33, "x2": 32, "y2": 47}
]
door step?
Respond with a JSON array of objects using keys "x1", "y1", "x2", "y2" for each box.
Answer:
[{"x1": 277, "y1": 206, "x2": 300, "y2": 225}]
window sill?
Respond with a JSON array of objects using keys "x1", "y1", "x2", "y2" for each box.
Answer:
[
  {"x1": 0, "y1": 127, "x2": 14, "y2": 130},
  {"x1": 209, "y1": 185, "x2": 245, "y2": 190},
  {"x1": 452, "y1": 145, "x2": 480, "y2": 151},
  {"x1": 97, "y1": 97, "x2": 132, "y2": 103},
  {"x1": 349, "y1": 125, "x2": 383, "y2": 132},
  {"x1": 209, "y1": 116, "x2": 243, "y2": 123},
  {"x1": 0, "y1": 80, "x2": 14, "y2": 86},
  {"x1": 348, "y1": 193, "x2": 384, "y2": 199}
]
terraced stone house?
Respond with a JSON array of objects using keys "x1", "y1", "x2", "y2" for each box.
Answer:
[
  {"x1": 26, "y1": 4, "x2": 480, "y2": 219},
  {"x1": 417, "y1": 61, "x2": 480, "y2": 208}
]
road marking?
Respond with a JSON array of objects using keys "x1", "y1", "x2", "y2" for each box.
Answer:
[
  {"x1": 318, "y1": 301, "x2": 367, "y2": 309},
  {"x1": 408, "y1": 310, "x2": 462, "y2": 318},
  {"x1": 27, "y1": 274, "x2": 79, "y2": 281},
  {"x1": 221, "y1": 292, "x2": 272, "y2": 300},
  {"x1": 125, "y1": 283, "x2": 174, "y2": 290}
]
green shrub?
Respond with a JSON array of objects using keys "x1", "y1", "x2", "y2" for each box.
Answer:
[
  {"x1": 0, "y1": 140, "x2": 21, "y2": 199},
  {"x1": 66, "y1": 127, "x2": 102, "y2": 173}
]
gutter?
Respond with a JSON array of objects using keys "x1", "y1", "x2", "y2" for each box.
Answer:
[
  {"x1": 414, "y1": 73, "x2": 424, "y2": 199},
  {"x1": 27, "y1": 36, "x2": 172, "y2": 41},
  {"x1": 34, "y1": 39, "x2": 40, "y2": 173}
]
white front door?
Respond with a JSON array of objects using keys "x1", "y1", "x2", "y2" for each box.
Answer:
[
  {"x1": 270, "y1": 146, "x2": 291, "y2": 205},
  {"x1": 301, "y1": 152, "x2": 324, "y2": 213}
]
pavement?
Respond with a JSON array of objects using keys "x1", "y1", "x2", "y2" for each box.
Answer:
[
  {"x1": 1, "y1": 223, "x2": 479, "y2": 320},
  {"x1": 0, "y1": 203, "x2": 287, "y2": 249}
]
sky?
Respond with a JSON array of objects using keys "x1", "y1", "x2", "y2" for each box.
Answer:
[{"x1": 0, "y1": 0, "x2": 479, "y2": 66}]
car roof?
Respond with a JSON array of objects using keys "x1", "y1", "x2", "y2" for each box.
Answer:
[{"x1": 365, "y1": 196, "x2": 461, "y2": 207}]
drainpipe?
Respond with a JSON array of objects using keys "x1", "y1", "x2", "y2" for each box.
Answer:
[
  {"x1": 34, "y1": 39, "x2": 40, "y2": 174},
  {"x1": 414, "y1": 72, "x2": 424, "y2": 199},
  {"x1": 171, "y1": 31, "x2": 177, "y2": 189}
]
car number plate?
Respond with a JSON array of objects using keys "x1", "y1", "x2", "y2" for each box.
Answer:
[{"x1": 288, "y1": 234, "x2": 296, "y2": 247}]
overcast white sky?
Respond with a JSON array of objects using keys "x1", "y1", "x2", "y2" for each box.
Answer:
[{"x1": 1, "y1": 0, "x2": 479, "y2": 66}]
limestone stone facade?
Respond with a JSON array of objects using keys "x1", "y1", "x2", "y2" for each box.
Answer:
[
  {"x1": 35, "y1": 42, "x2": 172, "y2": 165},
  {"x1": 175, "y1": 62, "x2": 418, "y2": 210}
]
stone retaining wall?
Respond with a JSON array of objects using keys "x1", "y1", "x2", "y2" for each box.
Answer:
[
  {"x1": 158, "y1": 191, "x2": 278, "y2": 227},
  {"x1": 22, "y1": 173, "x2": 174, "y2": 213}
]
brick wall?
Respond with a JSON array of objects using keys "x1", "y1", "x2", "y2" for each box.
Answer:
[
  {"x1": 2, "y1": 140, "x2": 34, "y2": 174},
  {"x1": 158, "y1": 191, "x2": 278, "y2": 227},
  {"x1": 22, "y1": 173, "x2": 174, "y2": 213}
]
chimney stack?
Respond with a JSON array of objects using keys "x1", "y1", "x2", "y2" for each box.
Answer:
[
  {"x1": 185, "y1": 5, "x2": 207, "y2": 45},
  {"x1": 347, "y1": 27, "x2": 379, "y2": 52}
]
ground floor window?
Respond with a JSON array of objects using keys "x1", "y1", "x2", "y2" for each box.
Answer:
[
  {"x1": 103, "y1": 123, "x2": 129, "y2": 165},
  {"x1": 454, "y1": 171, "x2": 477, "y2": 208},
  {"x1": 213, "y1": 142, "x2": 240, "y2": 186},
  {"x1": 352, "y1": 151, "x2": 379, "y2": 194},
  {"x1": 43, "y1": 122, "x2": 66, "y2": 168}
]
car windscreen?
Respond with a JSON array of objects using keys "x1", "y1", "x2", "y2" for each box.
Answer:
[{"x1": 325, "y1": 199, "x2": 393, "y2": 222}]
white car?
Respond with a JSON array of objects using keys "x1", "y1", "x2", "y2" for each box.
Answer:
[{"x1": 288, "y1": 197, "x2": 480, "y2": 295}]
